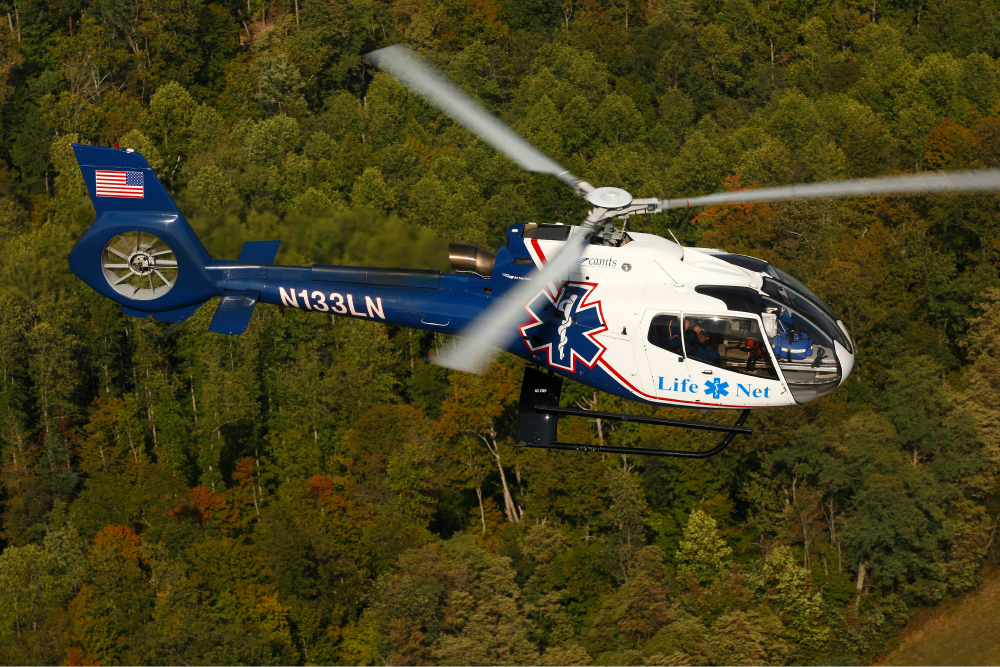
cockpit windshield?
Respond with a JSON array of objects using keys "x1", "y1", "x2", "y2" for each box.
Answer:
[
  {"x1": 761, "y1": 278, "x2": 851, "y2": 353},
  {"x1": 767, "y1": 266, "x2": 834, "y2": 320},
  {"x1": 711, "y1": 252, "x2": 851, "y2": 353}
]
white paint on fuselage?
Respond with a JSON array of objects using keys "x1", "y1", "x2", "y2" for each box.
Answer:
[{"x1": 526, "y1": 230, "x2": 796, "y2": 409}]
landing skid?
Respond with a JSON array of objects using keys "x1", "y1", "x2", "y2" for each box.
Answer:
[{"x1": 508, "y1": 367, "x2": 753, "y2": 458}]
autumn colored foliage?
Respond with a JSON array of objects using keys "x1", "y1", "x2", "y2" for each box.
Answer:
[{"x1": 3, "y1": 0, "x2": 1000, "y2": 664}]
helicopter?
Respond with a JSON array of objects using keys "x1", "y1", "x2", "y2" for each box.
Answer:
[{"x1": 67, "y1": 45, "x2": 1000, "y2": 457}]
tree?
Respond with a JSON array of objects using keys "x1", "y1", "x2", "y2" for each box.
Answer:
[
  {"x1": 148, "y1": 82, "x2": 196, "y2": 151},
  {"x1": 0, "y1": 544, "x2": 70, "y2": 650},
  {"x1": 433, "y1": 555, "x2": 539, "y2": 666},
  {"x1": 675, "y1": 509, "x2": 732, "y2": 585},
  {"x1": 763, "y1": 545, "x2": 829, "y2": 655},
  {"x1": 436, "y1": 358, "x2": 523, "y2": 523},
  {"x1": 602, "y1": 469, "x2": 648, "y2": 582},
  {"x1": 351, "y1": 167, "x2": 398, "y2": 212}
]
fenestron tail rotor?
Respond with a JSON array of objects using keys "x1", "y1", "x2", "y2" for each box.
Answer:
[{"x1": 102, "y1": 232, "x2": 177, "y2": 301}]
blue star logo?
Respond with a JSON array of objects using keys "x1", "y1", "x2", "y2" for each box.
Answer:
[
  {"x1": 704, "y1": 377, "x2": 730, "y2": 399},
  {"x1": 519, "y1": 282, "x2": 607, "y2": 373}
]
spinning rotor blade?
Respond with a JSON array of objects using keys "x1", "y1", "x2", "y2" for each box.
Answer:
[
  {"x1": 660, "y1": 169, "x2": 1000, "y2": 209},
  {"x1": 366, "y1": 45, "x2": 593, "y2": 196},
  {"x1": 434, "y1": 211, "x2": 607, "y2": 374}
]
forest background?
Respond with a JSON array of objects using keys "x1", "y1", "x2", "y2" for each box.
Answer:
[{"x1": 2, "y1": 0, "x2": 1000, "y2": 662}]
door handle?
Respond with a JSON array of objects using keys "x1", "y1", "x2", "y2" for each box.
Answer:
[{"x1": 702, "y1": 370, "x2": 714, "y2": 375}]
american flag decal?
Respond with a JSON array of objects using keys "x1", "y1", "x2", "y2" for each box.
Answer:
[{"x1": 95, "y1": 170, "x2": 144, "y2": 198}]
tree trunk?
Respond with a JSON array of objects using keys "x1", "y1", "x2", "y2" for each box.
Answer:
[
  {"x1": 476, "y1": 486, "x2": 486, "y2": 534},
  {"x1": 855, "y1": 561, "x2": 867, "y2": 607},
  {"x1": 471, "y1": 427, "x2": 522, "y2": 523},
  {"x1": 492, "y1": 450, "x2": 520, "y2": 523},
  {"x1": 801, "y1": 513, "x2": 812, "y2": 570},
  {"x1": 190, "y1": 377, "x2": 198, "y2": 426},
  {"x1": 824, "y1": 498, "x2": 837, "y2": 545}
]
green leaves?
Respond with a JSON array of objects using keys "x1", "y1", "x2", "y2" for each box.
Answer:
[
  {"x1": 4, "y1": 2, "x2": 1000, "y2": 665},
  {"x1": 149, "y1": 82, "x2": 196, "y2": 151},
  {"x1": 675, "y1": 509, "x2": 732, "y2": 585}
]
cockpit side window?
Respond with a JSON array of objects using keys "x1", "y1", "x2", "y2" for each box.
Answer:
[
  {"x1": 648, "y1": 314, "x2": 683, "y2": 354},
  {"x1": 682, "y1": 315, "x2": 779, "y2": 380}
]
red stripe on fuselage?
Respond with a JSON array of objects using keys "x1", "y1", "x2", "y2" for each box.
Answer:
[{"x1": 530, "y1": 238, "x2": 547, "y2": 265}]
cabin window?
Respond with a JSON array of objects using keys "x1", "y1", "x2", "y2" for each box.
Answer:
[
  {"x1": 682, "y1": 315, "x2": 779, "y2": 380},
  {"x1": 648, "y1": 314, "x2": 683, "y2": 354}
]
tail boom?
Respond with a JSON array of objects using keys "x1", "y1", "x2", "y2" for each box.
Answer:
[{"x1": 211, "y1": 264, "x2": 493, "y2": 335}]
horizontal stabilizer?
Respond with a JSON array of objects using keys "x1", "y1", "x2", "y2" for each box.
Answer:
[
  {"x1": 209, "y1": 289, "x2": 260, "y2": 335},
  {"x1": 123, "y1": 302, "x2": 205, "y2": 323},
  {"x1": 238, "y1": 240, "x2": 281, "y2": 264}
]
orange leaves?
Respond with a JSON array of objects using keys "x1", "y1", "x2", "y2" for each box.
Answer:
[
  {"x1": 309, "y1": 474, "x2": 356, "y2": 515},
  {"x1": 309, "y1": 474, "x2": 336, "y2": 511},
  {"x1": 924, "y1": 118, "x2": 979, "y2": 170},
  {"x1": 64, "y1": 646, "x2": 101, "y2": 666},
  {"x1": 88, "y1": 525, "x2": 154, "y2": 592},
  {"x1": 920, "y1": 113, "x2": 1000, "y2": 170},
  {"x1": 435, "y1": 360, "x2": 521, "y2": 439},
  {"x1": 168, "y1": 485, "x2": 222, "y2": 523},
  {"x1": 308, "y1": 474, "x2": 371, "y2": 530},
  {"x1": 232, "y1": 456, "x2": 257, "y2": 488},
  {"x1": 92, "y1": 525, "x2": 146, "y2": 565},
  {"x1": 167, "y1": 459, "x2": 264, "y2": 531},
  {"x1": 693, "y1": 176, "x2": 781, "y2": 259}
]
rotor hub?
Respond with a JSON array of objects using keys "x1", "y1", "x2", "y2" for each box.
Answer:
[
  {"x1": 127, "y1": 249, "x2": 155, "y2": 276},
  {"x1": 586, "y1": 187, "x2": 633, "y2": 210},
  {"x1": 102, "y1": 232, "x2": 177, "y2": 301}
]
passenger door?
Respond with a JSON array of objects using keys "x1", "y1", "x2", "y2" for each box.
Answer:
[{"x1": 680, "y1": 312, "x2": 787, "y2": 407}]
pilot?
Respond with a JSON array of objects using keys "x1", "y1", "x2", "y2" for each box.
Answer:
[{"x1": 685, "y1": 319, "x2": 721, "y2": 364}]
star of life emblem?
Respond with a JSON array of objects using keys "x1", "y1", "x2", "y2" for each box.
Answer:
[
  {"x1": 519, "y1": 282, "x2": 607, "y2": 373},
  {"x1": 704, "y1": 377, "x2": 730, "y2": 398}
]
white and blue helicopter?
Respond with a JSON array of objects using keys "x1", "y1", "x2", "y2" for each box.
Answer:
[{"x1": 67, "y1": 46, "x2": 1000, "y2": 457}]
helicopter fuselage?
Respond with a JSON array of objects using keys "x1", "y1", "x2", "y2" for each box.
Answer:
[{"x1": 197, "y1": 221, "x2": 855, "y2": 411}]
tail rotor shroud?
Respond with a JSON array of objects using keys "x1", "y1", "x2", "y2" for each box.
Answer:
[{"x1": 102, "y1": 231, "x2": 177, "y2": 300}]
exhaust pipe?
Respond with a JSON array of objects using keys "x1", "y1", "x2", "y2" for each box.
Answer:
[{"x1": 449, "y1": 243, "x2": 495, "y2": 278}]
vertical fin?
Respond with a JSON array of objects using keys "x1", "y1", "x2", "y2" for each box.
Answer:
[{"x1": 238, "y1": 240, "x2": 281, "y2": 264}]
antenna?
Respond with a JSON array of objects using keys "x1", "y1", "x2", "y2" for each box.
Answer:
[{"x1": 667, "y1": 229, "x2": 685, "y2": 260}]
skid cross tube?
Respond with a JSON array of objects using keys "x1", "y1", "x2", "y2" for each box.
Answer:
[
  {"x1": 535, "y1": 405, "x2": 753, "y2": 434},
  {"x1": 508, "y1": 408, "x2": 753, "y2": 458}
]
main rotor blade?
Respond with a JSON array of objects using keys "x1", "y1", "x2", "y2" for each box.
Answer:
[
  {"x1": 660, "y1": 169, "x2": 1000, "y2": 209},
  {"x1": 434, "y1": 212, "x2": 606, "y2": 374},
  {"x1": 367, "y1": 45, "x2": 593, "y2": 196}
]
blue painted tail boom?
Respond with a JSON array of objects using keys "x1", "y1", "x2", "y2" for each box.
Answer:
[{"x1": 68, "y1": 144, "x2": 497, "y2": 336}]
